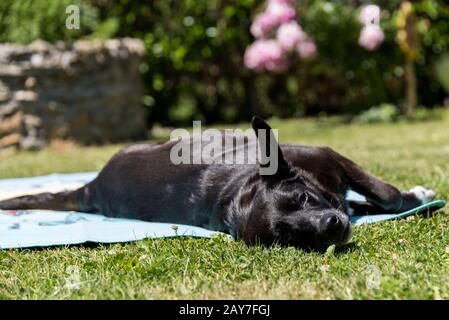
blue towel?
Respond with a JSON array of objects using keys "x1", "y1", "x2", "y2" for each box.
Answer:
[
  {"x1": 0, "y1": 172, "x2": 445, "y2": 249},
  {"x1": 346, "y1": 190, "x2": 445, "y2": 225}
]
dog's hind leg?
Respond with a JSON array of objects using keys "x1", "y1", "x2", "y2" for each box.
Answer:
[
  {"x1": 326, "y1": 148, "x2": 435, "y2": 213},
  {"x1": 0, "y1": 183, "x2": 98, "y2": 212}
]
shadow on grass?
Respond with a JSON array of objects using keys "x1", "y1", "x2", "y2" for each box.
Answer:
[
  {"x1": 2, "y1": 231, "x2": 367, "y2": 254},
  {"x1": 334, "y1": 242, "x2": 360, "y2": 254},
  {"x1": 2, "y1": 236, "x2": 212, "y2": 253}
]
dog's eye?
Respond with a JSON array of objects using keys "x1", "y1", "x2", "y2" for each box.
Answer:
[
  {"x1": 289, "y1": 193, "x2": 308, "y2": 209},
  {"x1": 278, "y1": 192, "x2": 309, "y2": 212}
]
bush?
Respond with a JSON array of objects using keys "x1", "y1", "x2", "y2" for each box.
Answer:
[
  {"x1": 435, "y1": 54, "x2": 449, "y2": 94},
  {"x1": 352, "y1": 103, "x2": 399, "y2": 124},
  {"x1": 85, "y1": 0, "x2": 449, "y2": 125},
  {"x1": 0, "y1": 0, "x2": 99, "y2": 43},
  {"x1": 353, "y1": 103, "x2": 443, "y2": 124},
  {"x1": 1, "y1": 0, "x2": 449, "y2": 126},
  {"x1": 90, "y1": 0, "x2": 265, "y2": 125}
]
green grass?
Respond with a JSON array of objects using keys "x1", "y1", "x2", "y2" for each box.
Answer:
[{"x1": 1, "y1": 113, "x2": 449, "y2": 299}]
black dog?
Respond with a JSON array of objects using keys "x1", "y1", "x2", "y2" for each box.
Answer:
[{"x1": 0, "y1": 117, "x2": 436, "y2": 251}]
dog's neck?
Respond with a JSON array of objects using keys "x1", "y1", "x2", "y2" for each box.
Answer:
[{"x1": 199, "y1": 165, "x2": 259, "y2": 237}]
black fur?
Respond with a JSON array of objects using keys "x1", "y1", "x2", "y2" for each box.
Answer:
[{"x1": 0, "y1": 117, "x2": 425, "y2": 251}]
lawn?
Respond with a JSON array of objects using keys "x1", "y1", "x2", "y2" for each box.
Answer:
[{"x1": 0, "y1": 112, "x2": 448, "y2": 299}]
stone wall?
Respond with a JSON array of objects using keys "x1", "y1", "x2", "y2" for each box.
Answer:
[{"x1": 0, "y1": 38, "x2": 147, "y2": 150}]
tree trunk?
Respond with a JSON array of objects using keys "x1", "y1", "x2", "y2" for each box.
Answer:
[{"x1": 404, "y1": 60, "x2": 417, "y2": 116}]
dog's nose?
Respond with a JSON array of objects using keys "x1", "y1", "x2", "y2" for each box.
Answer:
[
  {"x1": 321, "y1": 213, "x2": 342, "y2": 231},
  {"x1": 327, "y1": 215, "x2": 339, "y2": 226}
]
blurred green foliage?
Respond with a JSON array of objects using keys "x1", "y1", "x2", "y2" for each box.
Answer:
[
  {"x1": 91, "y1": 0, "x2": 263, "y2": 125},
  {"x1": 0, "y1": 0, "x2": 449, "y2": 126},
  {"x1": 435, "y1": 54, "x2": 449, "y2": 94},
  {"x1": 352, "y1": 103, "x2": 399, "y2": 124},
  {"x1": 0, "y1": 0, "x2": 98, "y2": 43},
  {"x1": 352, "y1": 102, "x2": 443, "y2": 124}
]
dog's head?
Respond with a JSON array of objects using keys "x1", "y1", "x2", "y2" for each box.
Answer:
[{"x1": 237, "y1": 117, "x2": 351, "y2": 251}]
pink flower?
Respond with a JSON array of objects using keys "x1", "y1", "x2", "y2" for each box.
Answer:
[
  {"x1": 250, "y1": 12, "x2": 279, "y2": 38},
  {"x1": 244, "y1": 40, "x2": 288, "y2": 72},
  {"x1": 265, "y1": 54, "x2": 289, "y2": 72},
  {"x1": 358, "y1": 24, "x2": 385, "y2": 50},
  {"x1": 268, "y1": 0, "x2": 296, "y2": 4},
  {"x1": 359, "y1": 5, "x2": 381, "y2": 25},
  {"x1": 276, "y1": 21, "x2": 306, "y2": 51},
  {"x1": 266, "y1": 1, "x2": 296, "y2": 23},
  {"x1": 296, "y1": 38, "x2": 317, "y2": 59}
]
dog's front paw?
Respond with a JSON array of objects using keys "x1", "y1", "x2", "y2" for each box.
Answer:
[{"x1": 408, "y1": 186, "x2": 436, "y2": 204}]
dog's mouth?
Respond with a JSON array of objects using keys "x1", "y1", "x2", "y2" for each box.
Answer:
[
  {"x1": 337, "y1": 224, "x2": 352, "y2": 246},
  {"x1": 318, "y1": 212, "x2": 352, "y2": 248},
  {"x1": 309, "y1": 223, "x2": 352, "y2": 252},
  {"x1": 320, "y1": 222, "x2": 352, "y2": 249}
]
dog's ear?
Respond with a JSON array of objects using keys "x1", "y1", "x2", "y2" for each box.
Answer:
[{"x1": 251, "y1": 116, "x2": 291, "y2": 177}]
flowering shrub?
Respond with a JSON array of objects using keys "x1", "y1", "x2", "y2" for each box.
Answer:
[
  {"x1": 245, "y1": 1, "x2": 385, "y2": 72},
  {"x1": 244, "y1": 0, "x2": 317, "y2": 72},
  {"x1": 358, "y1": 5, "x2": 385, "y2": 51},
  {"x1": 1, "y1": 0, "x2": 448, "y2": 125}
]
